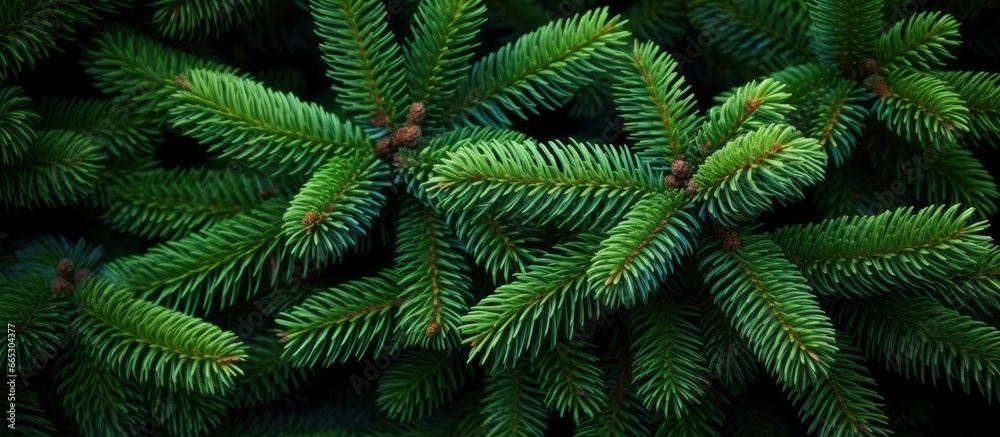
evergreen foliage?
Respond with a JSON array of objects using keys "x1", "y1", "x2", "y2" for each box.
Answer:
[{"x1": 2, "y1": 1, "x2": 1000, "y2": 435}]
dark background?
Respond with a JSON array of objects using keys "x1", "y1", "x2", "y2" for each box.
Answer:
[{"x1": 3, "y1": 0, "x2": 1000, "y2": 435}]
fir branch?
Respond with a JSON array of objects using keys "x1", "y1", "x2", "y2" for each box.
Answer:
[
  {"x1": 655, "y1": 386, "x2": 729, "y2": 436},
  {"x1": 70, "y1": 277, "x2": 248, "y2": 395},
  {"x1": 394, "y1": 199, "x2": 473, "y2": 350},
  {"x1": 806, "y1": 80, "x2": 869, "y2": 167},
  {"x1": 0, "y1": 129, "x2": 106, "y2": 209},
  {"x1": 311, "y1": 0, "x2": 408, "y2": 126},
  {"x1": 689, "y1": 0, "x2": 813, "y2": 71},
  {"x1": 444, "y1": 7, "x2": 628, "y2": 127},
  {"x1": 771, "y1": 205, "x2": 992, "y2": 298},
  {"x1": 807, "y1": 0, "x2": 883, "y2": 68},
  {"x1": 54, "y1": 345, "x2": 146, "y2": 436},
  {"x1": 0, "y1": 85, "x2": 40, "y2": 165},
  {"x1": 696, "y1": 79, "x2": 795, "y2": 158},
  {"x1": 879, "y1": 142, "x2": 1000, "y2": 219},
  {"x1": 693, "y1": 124, "x2": 827, "y2": 227},
  {"x1": 0, "y1": 0, "x2": 67, "y2": 82},
  {"x1": 876, "y1": 11, "x2": 961, "y2": 71},
  {"x1": 532, "y1": 340, "x2": 608, "y2": 422},
  {"x1": 588, "y1": 192, "x2": 700, "y2": 309},
  {"x1": 376, "y1": 349, "x2": 468, "y2": 422},
  {"x1": 169, "y1": 68, "x2": 371, "y2": 176},
  {"x1": 462, "y1": 233, "x2": 603, "y2": 369},
  {"x1": 150, "y1": 0, "x2": 272, "y2": 40},
  {"x1": 698, "y1": 229, "x2": 838, "y2": 390},
  {"x1": 34, "y1": 96, "x2": 160, "y2": 159},
  {"x1": 427, "y1": 139, "x2": 663, "y2": 231},
  {"x1": 12, "y1": 234, "x2": 103, "y2": 276},
  {"x1": 869, "y1": 69, "x2": 970, "y2": 147},
  {"x1": 83, "y1": 27, "x2": 247, "y2": 118},
  {"x1": 784, "y1": 335, "x2": 891, "y2": 437},
  {"x1": 101, "y1": 167, "x2": 273, "y2": 240},
  {"x1": 575, "y1": 357, "x2": 653, "y2": 437},
  {"x1": 398, "y1": 125, "x2": 531, "y2": 203},
  {"x1": 0, "y1": 271, "x2": 72, "y2": 375},
  {"x1": 697, "y1": 296, "x2": 759, "y2": 395},
  {"x1": 834, "y1": 296, "x2": 1000, "y2": 402},
  {"x1": 449, "y1": 211, "x2": 544, "y2": 284},
  {"x1": 142, "y1": 381, "x2": 230, "y2": 437},
  {"x1": 629, "y1": 296, "x2": 711, "y2": 419},
  {"x1": 934, "y1": 70, "x2": 1000, "y2": 148},
  {"x1": 405, "y1": 0, "x2": 488, "y2": 126},
  {"x1": 612, "y1": 40, "x2": 700, "y2": 162},
  {"x1": 103, "y1": 198, "x2": 286, "y2": 314},
  {"x1": 282, "y1": 152, "x2": 390, "y2": 267},
  {"x1": 275, "y1": 270, "x2": 404, "y2": 368},
  {"x1": 479, "y1": 366, "x2": 548, "y2": 437}
]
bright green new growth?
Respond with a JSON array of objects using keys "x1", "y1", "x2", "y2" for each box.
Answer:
[{"x1": 2, "y1": 0, "x2": 1000, "y2": 436}]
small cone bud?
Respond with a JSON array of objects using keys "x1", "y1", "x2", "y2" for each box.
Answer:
[
  {"x1": 50, "y1": 278, "x2": 74, "y2": 296},
  {"x1": 57, "y1": 258, "x2": 74, "y2": 279},
  {"x1": 375, "y1": 137, "x2": 394, "y2": 160},
  {"x1": 390, "y1": 124, "x2": 422, "y2": 148},
  {"x1": 407, "y1": 102, "x2": 426, "y2": 126},
  {"x1": 671, "y1": 159, "x2": 692, "y2": 179}
]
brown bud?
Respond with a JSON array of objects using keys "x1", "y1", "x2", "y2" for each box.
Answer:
[
  {"x1": 302, "y1": 210, "x2": 322, "y2": 234},
  {"x1": 858, "y1": 58, "x2": 883, "y2": 75},
  {"x1": 74, "y1": 269, "x2": 92, "y2": 282},
  {"x1": 425, "y1": 321, "x2": 442, "y2": 338},
  {"x1": 390, "y1": 124, "x2": 422, "y2": 149},
  {"x1": 665, "y1": 175, "x2": 678, "y2": 190},
  {"x1": 715, "y1": 226, "x2": 741, "y2": 251},
  {"x1": 670, "y1": 159, "x2": 692, "y2": 179},
  {"x1": 57, "y1": 258, "x2": 74, "y2": 279},
  {"x1": 258, "y1": 185, "x2": 277, "y2": 200},
  {"x1": 371, "y1": 111, "x2": 388, "y2": 128},
  {"x1": 684, "y1": 178, "x2": 698, "y2": 198},
  {"x1": 864, "y1": 75, "x2": 892, "y2": 99},
  {"x1": 744, "y1": 99, "x2": 760, "y2": 114},
  {"x1": 50, "y1": 278, "x2": 74, "y2": 296},
  {"x1": 174, "y1": 74, "x2": 191, "y2": 90},
  {"x1": 407, "y1": 102, "x2": 426, "y2": 126},
  {"x1": 375, "y1": 137, "x2": 394, "y2": 160}
]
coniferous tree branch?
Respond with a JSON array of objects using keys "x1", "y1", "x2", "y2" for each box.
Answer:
[
  {"x1": 834, "y1": 296, "x2": 1000, "y2": 401},
  {"x1": 443, "y1": 7, "x2": 629, "y2": 127},
  {"x1": 427, "y1": 139, "x2": 663, "y2": 231},
  {"x1": 698, "y1": 228, "x2": 838, "y2": 390},
  {"x1": 612, "y1": 40, "x2": 701, "y2": 163},
  {"x1": 532, "y1": 339, "x2": 608, "y2": 422},
  {"x1": 771, "y1": 205, "x2": 992, "y2": 298},
  {"x1": 282, "y1": 152, "x2": 389, "y2": 268},
  {"x1": 376, "y1": 349, "x2": 469, "y2": 423},
  {"x1": 169, "y1": 68, "x2": 371, "y2": 176},
  {"x1": 628, "y1": 295, "x2": 711, "y2": 419},
  {"x1": 103, "y1": 198, "x2": 287, "y2": 314},
  {"x1": 0, "y1": 85, "x2": 40, "y2": 165},
  {"x1": 876, "y1": 11, "x2": 961, "y2": 71},
  {"x1": 393, "y1": 199, "x2": 473, "y2": 351},
  {"x1": 462, "y1": 233, "x2": 603, "y2": 369},
  {"x1": 693, "y1": 124, "x2": 827, "y2": 227},
  {"x1": 587, "y1": 192, "x2": 700, "y2": 308},
  {"x1": 807, "y1": 0, "x2": 883, "y2": 69},
  {"x1": 405, "y1": 0, "x2": 488, "y2": 127},
  {"x1": 311, "y1": 0, "x2": 408, "y2": 127},
  {"x1": 275, "y1": 270, "x2": 404, "y2": 368},
  {"x1": 70, "y1": 277, "x2": 249, "y2": 395}
]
